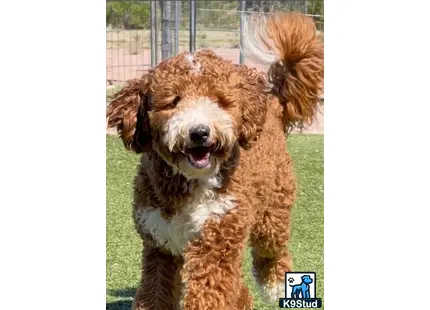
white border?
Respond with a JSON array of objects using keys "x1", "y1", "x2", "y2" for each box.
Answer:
[
  {"x1": 0, "y1": 1, "x2": 430, "y2": 310},
  {"x1": 0, "y1": 1, "x2": 106, "y2": 309},
  {"x1": 326, "y1": 1, "x2": 430, "y2": 309}
]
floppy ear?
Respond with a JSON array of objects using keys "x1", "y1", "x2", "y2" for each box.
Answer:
[
  {"x1": 106, "y1": 76, "x2": 152, "y2": 153},
  {"x1": 227, "y1": 68, "x2": 269, "y2": 149}
]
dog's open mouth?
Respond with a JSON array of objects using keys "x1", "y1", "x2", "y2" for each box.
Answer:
[{"x1": 186, "y1": 146, "x2": 212, "y2": 169}]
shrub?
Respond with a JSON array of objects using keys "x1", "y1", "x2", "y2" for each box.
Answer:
[
  {"x1": 106, "y1": 1, "x2": 323, "y2": 31},
  {"x1": 106, "y1": 1, "x2": 150, "y2": 29}
]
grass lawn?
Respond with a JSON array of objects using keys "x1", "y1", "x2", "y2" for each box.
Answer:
[{"x1": 106, "y1": 134, "x2": 324, "y2": 310}]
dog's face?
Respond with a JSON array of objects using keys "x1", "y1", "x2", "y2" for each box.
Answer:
[
  {"x1": 149, "y1": 83, "x2": 239, "y2": 179},
  {"x1": 301, "y1": 275, "x2": 313, "y2": 284},
  {"x1": 155, "y1": 96, "x2": 236, "y2": 178},
  {"x1": 107, "y1": 50, "x2": 268, "y2": 180}
]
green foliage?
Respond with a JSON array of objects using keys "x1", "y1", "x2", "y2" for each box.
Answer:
[
  {"x1": 106, "y1": 1, "x2": 323, "y2": 31},
  {"x1": 307, "y1": 0, "x2": 324, "y2": 30},
  {"x1": 106, "y1": 1, "x2": 150, "y2": 29},
  {"x1": 106, "y1": 1, "x2": 241, "y2": 30}
]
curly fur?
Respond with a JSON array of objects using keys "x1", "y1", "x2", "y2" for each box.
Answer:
[
  {"x1": 243, "y1": 12, "x2": 324, "y2": 130},
  {"x1": 107, "y1": 12, "x2": 323, "y2": 310}
]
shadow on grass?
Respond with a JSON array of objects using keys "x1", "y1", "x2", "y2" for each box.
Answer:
[
  {"x1": 107, "y1": 287, "x2": 137, "y2": 298},
  {"x1": 106, "y1": 288, "x2": 137, "y2": 310},
  {"x1": 106, "y1": 300, "x2": 132, "y2": 310}
]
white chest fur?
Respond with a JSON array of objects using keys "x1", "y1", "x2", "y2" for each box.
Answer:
[{"x1": 135, "y1": 186, "x2": 236, "y2": 256}]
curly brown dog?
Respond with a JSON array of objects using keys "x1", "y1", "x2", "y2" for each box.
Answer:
[{"x1": 106, "y1": 12, "x2": 323, "y2": 310}]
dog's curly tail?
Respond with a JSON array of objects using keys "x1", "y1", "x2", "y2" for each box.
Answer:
[{"x1": 242, "y1": 12, "x2": 324, "y2": 131}]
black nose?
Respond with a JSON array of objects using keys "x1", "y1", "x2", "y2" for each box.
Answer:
[{"x1": 190, "y1": 125, "x2": 210, "y2": 145}]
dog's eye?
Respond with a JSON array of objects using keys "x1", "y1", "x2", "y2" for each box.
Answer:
[{"x1": 172, "y1": 96, "x2": 181, "y2": 106}]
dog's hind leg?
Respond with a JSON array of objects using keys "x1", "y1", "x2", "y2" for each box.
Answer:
[
  {"x1": 249, "y1": 157, "x2": 295, "y2": 304},
  {"x1": 291, "y1": 287, "x2": 299, "y2": 299}
]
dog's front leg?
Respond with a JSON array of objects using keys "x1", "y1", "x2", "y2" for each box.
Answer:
[
  {"x1": 181, "y1": 204, "x2": 253, "y2": 310},
  {"x1": 133, "y1": 245, "x2": 183, "y2": 310}
]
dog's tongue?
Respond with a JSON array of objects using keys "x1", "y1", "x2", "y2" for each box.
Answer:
[{"x1": 188, "y1": 149, "x2": 210, "y2": 169}]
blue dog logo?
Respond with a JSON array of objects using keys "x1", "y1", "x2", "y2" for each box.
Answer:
[
  {"x1": 289, "y1": 275, "x2": 313, "y2": 299},
  {"x1": 280, "y1": 272, "x2": 322, "y2": 308}
]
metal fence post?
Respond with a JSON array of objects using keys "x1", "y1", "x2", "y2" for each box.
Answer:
[
  {"x1": 174, "y1": 0, "x2": 181, "y2": 55},
  {"x1": 155, "y1": 1, "x2": 159, "y2": 65},
  {"x1": 239, "y1": 0, "x2": 246, "y2": 64},
  {"x1": 189, "y1": 0, "x2": 196, "y2": 53},
  {"x1": 161, "y1": 0, "x2": 173, "y2": 60},
  {"x1": 150, "y1": 0, "x2": 157, "y2": 67}
]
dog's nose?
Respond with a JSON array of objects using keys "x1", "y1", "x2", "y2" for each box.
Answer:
[{"x1": 190, "y1": 125, "x2": 210, "y2": 145}]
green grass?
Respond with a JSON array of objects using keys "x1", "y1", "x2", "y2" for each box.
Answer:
[{"x1": 106, "y1": 134, "x2": 324, "y2": 310}]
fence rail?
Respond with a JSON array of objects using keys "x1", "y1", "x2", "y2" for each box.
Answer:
[{"x1": 106, "y1": 0, "x2": 323, "y2": 86}]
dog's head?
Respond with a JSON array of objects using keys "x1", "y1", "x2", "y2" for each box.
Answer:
[
  {"x1": 106, "y1": 50, "x2": 268, "y2": 180},
  {"x1": 301, "y1": 275, "x2": 313, "y2": 284}
]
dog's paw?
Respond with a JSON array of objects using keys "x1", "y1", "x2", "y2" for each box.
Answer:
[
  {"x1": 251, "y1": 266, "x2": 286, "y2": 303},
  {"x1": 258, "y1": 282, "x2": 285, "y2": 304},
  {"x1": 252, "y1": 267, "x2": 285, "y2": 304}
]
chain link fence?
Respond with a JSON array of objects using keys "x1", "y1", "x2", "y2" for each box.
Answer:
[{"x1": 106, "y1": 0, "x2": 323, "y2": 88}]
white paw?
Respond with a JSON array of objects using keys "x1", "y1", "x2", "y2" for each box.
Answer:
[
  {"x1": 252, "y1": 267, "x2": 285, "y2": 303},
  {"x1": 259, "y1": 282, "x2": 285, "y2": 303}
]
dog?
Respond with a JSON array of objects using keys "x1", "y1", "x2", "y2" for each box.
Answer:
[
  {"x1": 290, "y1": 275, "x2": 313, "y2": 299},
  {"x1": 106, "y1": 12, "x2": 323, "y2": 310}
]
